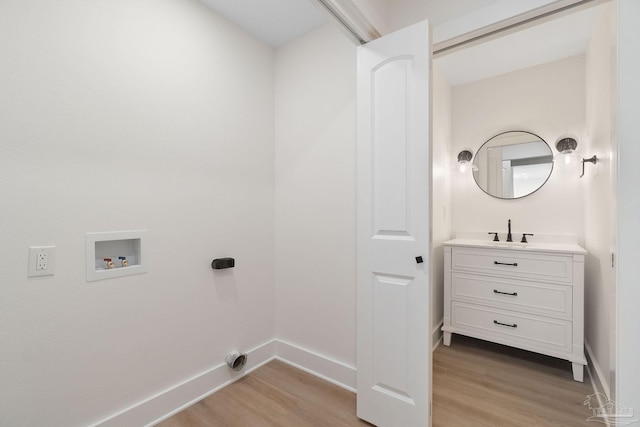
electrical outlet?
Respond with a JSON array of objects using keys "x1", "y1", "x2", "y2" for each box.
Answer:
[
  {"x1": 36, "y1": 251, "x2": 48, "y2": 270},
  {"x1": 28, "y1": 246, "x2": 55, "y2": 277}
]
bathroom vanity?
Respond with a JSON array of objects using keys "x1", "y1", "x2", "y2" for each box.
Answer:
[{"x1": 442, "y1": 239, "x2": 587, "y2": 381}]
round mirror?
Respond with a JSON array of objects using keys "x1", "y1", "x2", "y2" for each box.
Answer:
[{"x1": 472, "y1": 131, "x2": 553, "y2": 199}]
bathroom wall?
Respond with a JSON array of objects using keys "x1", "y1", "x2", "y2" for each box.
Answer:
[
  {"x1": 274, "y1": 25, "x2": 358, "y2": 371},
  {"x1": 583, "y1": 2, "x2": 617, "y2": 398},
  {"x1": 431, "y1": 66, "x2": 452, "y2": 345},
  {"x1": 0, "y1": 1, "x2": 275, "y2": 425},
  {"x1": 449, "y1": 55, "x2": 586, "y2": 242}
]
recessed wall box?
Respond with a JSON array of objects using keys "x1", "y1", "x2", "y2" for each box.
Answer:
[{"x1": 85, "y1": 230, "x2": 147, "y2": 282}]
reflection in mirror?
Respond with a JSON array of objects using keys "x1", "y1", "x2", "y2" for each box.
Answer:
[{"x1": 472, "y1": 131, "x2": 553, "y2": 199}]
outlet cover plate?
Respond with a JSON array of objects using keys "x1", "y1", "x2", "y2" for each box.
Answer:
[{"x1": 28, "y1": 246, "x2": 56, "y2": 277}]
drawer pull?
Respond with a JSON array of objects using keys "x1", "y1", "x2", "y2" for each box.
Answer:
[
  {"x1": 494, "y1": 320, "x2": 518, "y2": 328},
  {"x1": 494, "y1": 261, "x2": 518, "y2": 267},
  {"x1": 493, "y1": 289, "x2": 518, "y2": 296}
]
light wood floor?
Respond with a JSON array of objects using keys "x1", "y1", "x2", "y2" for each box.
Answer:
[
  {"x1": 433, "y1": 335, "x2": 594, "y2": 426},
  {"x1": 156, "y1": 359, "x2": 371, "y2": 427},
  {"x1": 158, "y1": 336, "x2": 595, "y2": 426}
]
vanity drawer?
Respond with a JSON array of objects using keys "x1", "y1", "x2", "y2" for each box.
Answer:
[
  {"x1": 451, "y1": 272, "x2": 572, "y2": 318},
  {"x1": 451, "y1": 247, "x2": 573, "y2": 283},
  {"x1": 450, "y1": 302, "x2": 572, "y2": 354}
]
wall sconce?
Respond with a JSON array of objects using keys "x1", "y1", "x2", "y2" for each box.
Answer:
[
  {"x1": 554, "y1": 137, "x2": 579, "y2": 165},
  {"x1": 554, "y1": 137, "x2": 597, "y2": 178},
  {"x1": 455, "y1": 150, "x2": 477, "y2": 173}
]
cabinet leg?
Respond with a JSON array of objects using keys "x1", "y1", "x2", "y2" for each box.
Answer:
[
  {"x1": 443, "y1": 332, "x2": 451, "y2": 346},
  {"x1": 572, "y1": 363, "x2": 584, "y2": 382}
]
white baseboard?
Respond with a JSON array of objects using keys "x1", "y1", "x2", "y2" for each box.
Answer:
[
  {"x1": 585, "y1": 341, "x2": 611, "y2": 399},
  {"x1": 274, "y1": 340, "x2": 357, "y2": 392},
  {"x1": 90, "y1": 340, "x2": 276, "y2": 427},
  {"x1": 432, "y1": 320, "x2": 444, "y2": 350},
  {"x1": 91, "y1": 339, "x2": 356, "y2": 426},
  {"x1": 94, "y1": 332, "x2": 599, "y2": 427}
]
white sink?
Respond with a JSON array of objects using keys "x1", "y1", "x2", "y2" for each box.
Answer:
[
  {"x1": 488, "y1": 241, "x2": 529, "y2": 248},
  {"x1": 443, "y1": 238, "x2": 587, "y2": 255}
]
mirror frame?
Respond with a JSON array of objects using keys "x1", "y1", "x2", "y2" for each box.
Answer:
[{"x1": 472, "y1": 130, "x2": 554, "y2": 200}]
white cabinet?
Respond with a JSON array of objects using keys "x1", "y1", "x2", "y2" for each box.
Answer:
[{"x1": 442, "y1": 239, "x2": 587, "y2": 381}]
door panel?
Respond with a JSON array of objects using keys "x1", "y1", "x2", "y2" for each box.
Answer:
[
  {"x1": 357, "y1": 20, "x2": 431, "y2": 427},
  {"x1": 372, "y1": 57, "x2": 412, "y2": 236},
  {"x1": 373, "y1": 273, "x2": 412, "y2": 397}
]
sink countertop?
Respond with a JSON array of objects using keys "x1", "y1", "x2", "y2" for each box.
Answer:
[{"x1": 443, "y1": 238, "x2": 587, "y2": 255}]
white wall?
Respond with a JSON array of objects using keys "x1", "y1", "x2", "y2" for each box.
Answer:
[
  {"x1": 351, "y1": 0, "x2": 391, "y2": 35},
  {"x1": 431, "y1": 66, "x2": 452, "y2": 344},
  {"x1": 616, "y1": 0, "x2": 640, "y2": 413},
  {"x1": 0, "y1": 1, "x2": 275, "y2": 425},
  {"x1": 583, "y1": 2, "x2": 617, "y2": 398},
  {"x1": 274, "y1": 25, "x2": 358, "y2": 367},
  {"x1": 389, "y1": 0, "x2": 502, "y2": 30},
  {"x1": 449, "y1": 55, "x2": 586, "y2": 241}
]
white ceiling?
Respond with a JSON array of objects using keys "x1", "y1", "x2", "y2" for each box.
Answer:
[
  {"x1": 199, "y1": 0, "x2": 328, "y2": 47},
  {"x1": 199, "y1": 0, "x2": 606, "y2": 86},
  {"x1": 434, "y1": 3, "x2": 606, "y2": 86},
  {"x1": 199, "y1": 0, "x2": 508, "y2": 47}
]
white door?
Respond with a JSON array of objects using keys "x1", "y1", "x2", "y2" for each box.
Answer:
[
  {"x1": 356, "y1": 20, "x2": 431, "y2": 427},
  {"x1": 616, "y1": 0, "x2": 640, "y2": 408}
]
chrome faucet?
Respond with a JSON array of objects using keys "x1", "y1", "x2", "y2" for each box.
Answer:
[{"x1": 507, "y1": 219, "x2": 513, "y2": 242}]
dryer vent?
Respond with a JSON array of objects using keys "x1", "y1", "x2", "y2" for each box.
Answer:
[{"x1": 225, "y1": 352, "x2": 247, "y2": 371}]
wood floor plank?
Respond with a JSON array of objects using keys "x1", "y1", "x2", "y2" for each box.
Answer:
[
  {"x1": 156, "y1": 360, "x2": 370, "y2": 427},
  {"x1": 433, "y1": 335, "x2": 595, "y2": 427},
  {"x1": 158, "y1": 336, "x2": 596, "y2": 426}
]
